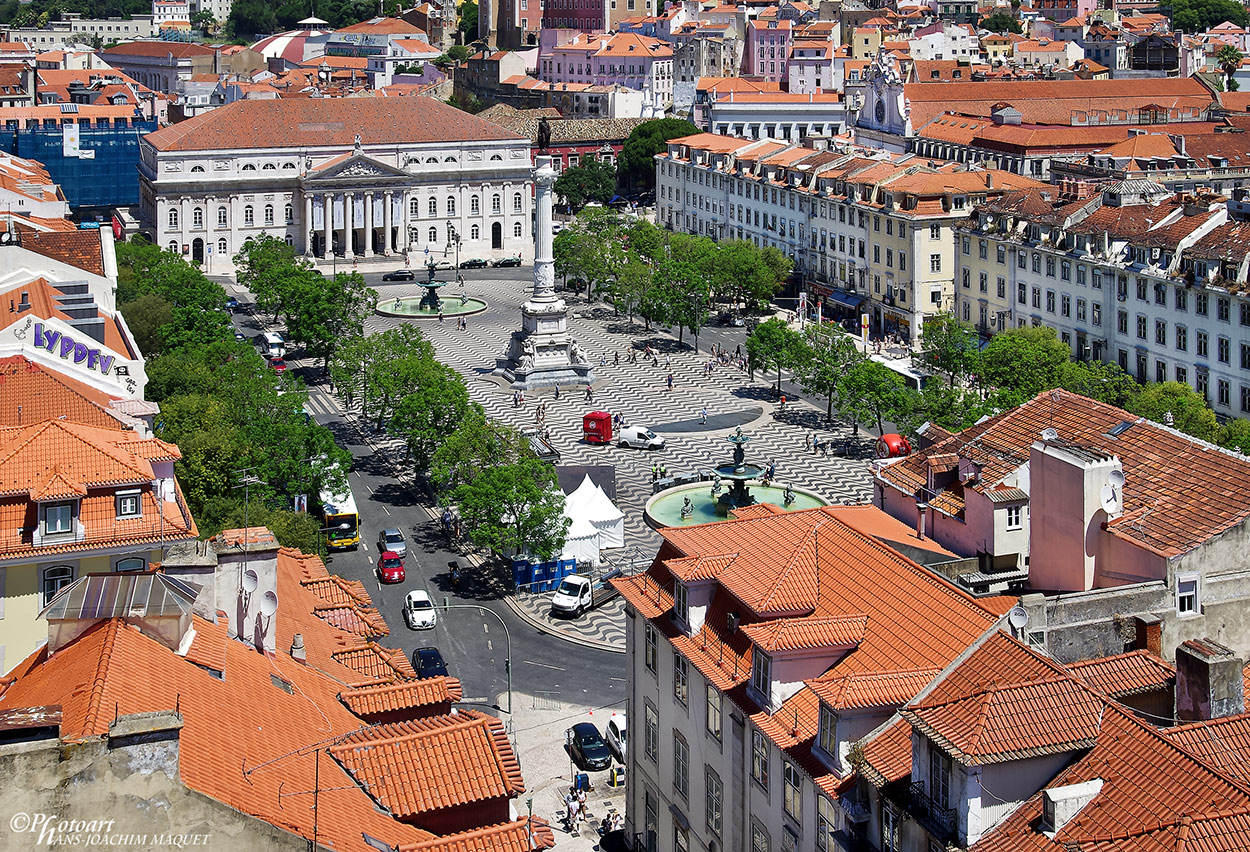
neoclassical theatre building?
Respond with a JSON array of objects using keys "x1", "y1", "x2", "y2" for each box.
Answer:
[{"x1": 139, "y1": 97, "x2": 534, "y2": 272}]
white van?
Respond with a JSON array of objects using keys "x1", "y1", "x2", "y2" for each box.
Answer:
[
  {"x1": 617, "y1": 425, "x2": 665, "y2": 450},
  {"x1": 261, "y1": 332, "x2": 286, "y2": 358},
  {"x1": 606, "y1": 713, "x2": 627, "y2": 763}
]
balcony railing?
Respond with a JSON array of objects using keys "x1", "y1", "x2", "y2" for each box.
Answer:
[{"x1": 908, "y1": 782, "x2": 957, "y2": 842}]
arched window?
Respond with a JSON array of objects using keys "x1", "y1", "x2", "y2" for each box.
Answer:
[
  {"x1": 471, "y1": 196, "x2": 480, "y2": 215},
  {"x1": 444, "y1": 155, "x2": 457, "y2": 163},
  {"x1": 447, "y1": 195, "x2": 456, "y2": 216},
  {"x1": 168, "y1": 208, "x2": 178, "y2": 228},
  {"x1": 243, "y1": 205, "x2": 254, "y2": 226},
  {"x1": 191, "y1": 165, "x2": 205, "y2": 173},
  {"x1": 167, "y1": 240, "x2": 178, "y2": 253},
  {"x1": 262, "y1": 163, "x2": 276, "y2": 170},
  {"x1": 192, "y1": 208, "x2": 203, "y2": 228},
  {"x1": 428, "y1": 226, "x2": 437, "y2": 243},
  {"x1": 285, "y1": 234, "x2": 293, "y2": 245},
  {"x1": 513, "y1": 192, "x2": 523, "y2": 213},
  {"x1": 425, "y1": 156, "x2": 438, "y2": 164},
  {"x1": 217, "y1": 207, "x2": 227, "y2": 227},
  {"x1": 514, "y1": 222, "x2": 523, "y2": 238},
  {"x1": 410, "y1": 198, "x2": 419, "y2": 217},
  {"x1": 428, "y1": 197, "x2": 437, "y2": 216},
  {"x1": 217, "y1": 238, "x2": 227, "y2": 254},
  {"x1": 284, "y1": 203, "x2": 293, "y2": 224},
  {"x1": 116, "y1": 557, "x2": 145, "y2": 572},
  {"x1": 242, "y1": 163, "x2": 256, "y2": 171},
  {"x1": 471, "y1": 224, "x2": 480, "y2": 240},
  {"x1": 490, "y1": 154, "x2": 503, "y2": 161},
  {"x1": 492, "y1": 194, "x2": 501, "y2": 214},
  {"x1": 43, "y1": 565, "x2": 73, "y2": 606},
  {"x1": 283, "y1": 162, "x2": 295, "y2": 169},
  {"x1": 264, "y1": 204, "x2": 274, "y2": 225}
]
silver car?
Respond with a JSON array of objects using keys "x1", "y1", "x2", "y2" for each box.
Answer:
[{"x1": 379, "y1": 527, "x2": 407, "y2": 558}]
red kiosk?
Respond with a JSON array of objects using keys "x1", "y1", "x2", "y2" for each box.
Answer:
[
  {"x1": 875, "y1": 433, "x2": 912, "y2": 459},
  {"x1": 583, "y1": 410, "x2": 613, "y2": 444}
]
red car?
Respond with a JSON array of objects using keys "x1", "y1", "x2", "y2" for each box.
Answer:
[
  {"x1": 269, "y1": 357, "x2": 287, "y2": 373},
  {"x1": 379, "y1": 550, "x2": 405, "y2": 583}
]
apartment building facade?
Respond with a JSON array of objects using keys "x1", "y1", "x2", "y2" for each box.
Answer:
[
  {"x1": 656, "y1": 133, "x2": 1041, "y2": 342},
  {"x1": 952, "y1": 181, "x2": 1250, "y2": 419}
]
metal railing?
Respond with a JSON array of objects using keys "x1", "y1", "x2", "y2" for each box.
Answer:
[{"x1": 908, "y1": 781, "x2": 957, "y2": 842}]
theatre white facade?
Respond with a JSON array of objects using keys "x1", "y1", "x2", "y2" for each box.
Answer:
[{"x1": 138, "y1": 97, "x2": 535, "y2": 272}]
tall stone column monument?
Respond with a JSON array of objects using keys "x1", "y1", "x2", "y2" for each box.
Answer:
[{"x1": 495, "y1": 154, "x2": 595, "y2": 389}]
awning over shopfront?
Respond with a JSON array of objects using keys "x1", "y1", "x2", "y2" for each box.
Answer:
[{"x1": 824, "y1": 289, "x2": 866, "y2": 309}]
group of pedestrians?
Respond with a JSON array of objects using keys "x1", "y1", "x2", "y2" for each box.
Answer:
[
  {"x1": 805, "y1": 431, "x2": 852, "y2": 457},
  {"x1": 563, "y1": 789, "x2": 589, "y2": 834}
]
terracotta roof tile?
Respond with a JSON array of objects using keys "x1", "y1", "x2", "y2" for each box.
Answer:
[
  {"x1": 858, "y1": 716, "x2": 914, "y2": 787},
  {"x1": 340, "y1": 677, "x2": 464, "y2": 718},
  {"x1": 329, "y1": 712, "x2": 525, "y2": 817},
  {"x1": 742, "y1": 614, "x2": 868, "y2": 652},
  {"x1": 333, "y1": 642, "x2": 419, "y2": 685},
  {"x1": 1068, "y1": 649, "x2": 1175, "y2": 698},
  {"x1": 398, "y1": 818, "x2": 555, "y2": 852},
  {"x1": 809, "y1": 668, "x2": 940, "y2": 710}
]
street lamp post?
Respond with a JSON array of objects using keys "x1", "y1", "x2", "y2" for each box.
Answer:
[{"x1": 439, "y1": 599, "x2": 512, "y2": 715}]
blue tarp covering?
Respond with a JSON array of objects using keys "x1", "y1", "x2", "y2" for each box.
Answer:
[{"x1": 4, "y1": 120, "x2": 158, "y2": 210}]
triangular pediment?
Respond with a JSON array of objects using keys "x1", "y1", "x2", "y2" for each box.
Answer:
[{"x1": 304, "y1": 153, "x2": 409, "y2": 182}]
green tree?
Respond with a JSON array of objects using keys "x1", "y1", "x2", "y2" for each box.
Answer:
[
  {"x1": 226, "y1": 0, "x2": 278, "y2": 36},
  {"x1": 617, "y1": 118, "x2": 698, "y2": 190},
  {"x1": 391, "y1": 360, "x2": 474, "y2": 470},
  {"x1": 653, "y1": 232, "x2": 715, "y2": 349},
  {"x1": 191, "y1": 9, "x2": 216, "y2": 30},
  {"x1": 796, "y1": 325, "x2": 859, "y2": 421},
  {"x1": 553, "y1": 157, "x2": 618, "y2": 210},
  {"x1": 1055, "y1": 360, "x2": 1140, "y2": 408},
  {"x1": 454, "y1": 459, "x2": 570, "y2": 560},
  {"x1": 430, "y1": 409, "x2": 530, "y2": 494},
  {"x1": 712, "y1": 239, "x2": 769, "y2": 309},
  {"x1": 114, "y1": 238, "x2": 229, "y2": 354},
  {"x1": 233, "y1": 234, "x2": 305, "y2": 321},
  {"x1": 1127, "y1": 381, "x2": 1219, "y2": 441},
  {"x1": 976, "y1": 326, "x2": 1072, "y2": 406},
  {"x1": 837, "y1": 356, "x2": 918, "y2": 434},
  {"x1": 919, "y1": 313, "x2": 978, "y2": 387},
  {"x1": 747, "y1": 317, "x2": 805, "y2": 397},
  {"x1": 978, "y1": 12, "x2": 1022, "y2": 33},
  {"x1": 1167, "y1": 0, "x2": 1247, "y2": 33},
  {"x1": 283, "y1": 270, "x2": 376, "y2": 367},
  {"x1": 448, "y1": 43, "x2": 470, "y2": 62},
  {"x1": 120, "y1": 293, "x2": 173, "y2": 357},
  {"x1": 1218, "y1": 43, "x2": 1244, "y2": 91},
  {"x1": 458, "y1": 0, "x2": 478, "y2": 40},
  {"x1": 1217, "y1": 418, "x2": 1250, "y2": 454}
]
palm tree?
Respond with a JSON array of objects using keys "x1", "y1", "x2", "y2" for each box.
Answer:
[{"x1": 1217, "y1": 43, "x2": 1244, "y2": 92}]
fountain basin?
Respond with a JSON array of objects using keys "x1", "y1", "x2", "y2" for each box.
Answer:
[
  {"x1": 377, "y1": 295, "x2": 488, "y2": 319},
  {"x1": 644, "y1": 480, "x2": 830, "y2": 529}
]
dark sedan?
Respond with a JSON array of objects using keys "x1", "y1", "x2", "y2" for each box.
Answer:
[
  {"x1": 493, "y1": 256, "x2": 522, "y2": 268},
  {"x1": 567, "y1": 721, "x2": 612, "y2": 771},
  {"x1": 382, "y1": 269, "x2": 415, "y2": 282},
  {"x1": 412, "y1": 647, "x2": 449, "y2": 679},
  {"x1": 459, "y1": 258, "x2": 488, "y2": 269}
]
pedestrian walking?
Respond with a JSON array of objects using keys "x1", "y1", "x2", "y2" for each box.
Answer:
[
  {"x1": 554, "y1": 385, "x2": 561, "y2": 400},
  {"x1": 438, "y1": 310, "x2": 444, "y2": 324},
  {"x1": 614, "y1": 351, "x2": 620, "y2": 366},
  {"x1": 665, "y1": 354, "x2": 671, "y2": 369},
  {"x1": 666, "y1": 372, "x2": 674, "y2": 390},
  {"x1": 780, "y1": 394, "x2": 787, "y2": 413},
  {"x1": 585, "y1": 384, "x2": 594, "y2": 402},
  {"x1": 805, "y1": 431, "x2": 813, "y2": 452},
  {"x1": 700, "y1": 405, "x2": 708, "y2": 424},
  {"x1": 512, "y1": 390, "x2": 520, "y2": 408}
]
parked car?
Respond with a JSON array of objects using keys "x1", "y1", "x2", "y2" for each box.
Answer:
[
  {"x1": 404, "y1": 590, "x2": 438, "y2": 630},
  {"x1": 432, "y1": 260, "x2": 455, "y2": 270},
  {"x1": 268, "y1": 357, "x2": 287, "y2": 374},
  {"x1": 605, "y1": 714, "x2": 627, "y2": 764},
  {"x1": 225, "y1": 296, "x2": 239, "y2": 313},
  {"x1": 493, "y1": 256, "x2": 522, "y2": 267},
  {"x1": 459, "y1": 257, "x2": 488, "y2": 269},
  {"x1": 234, "y1": 330, "x2": 247, "y2": 343},
  {"x1": 412, "y1": 646, "x2": 448, "y2": 678},
  {"x1": 617, "y1": 425, "x2": 666, "y2": 450},
  {"x1": 567, "y1": 721, "x2": 613, "y2": 771},
  {"x1": 382, "y1": 269, "x2": 415, "y2": 282},
  {"x1": 551, "y1": 222, "x2": 566, "y2": 235},
  {"x1": 378, "y1": 527, "x2": 407, "y2": 558},
  {"x1": 378, "y1": 551, "x2": 405, "y2": 584}
]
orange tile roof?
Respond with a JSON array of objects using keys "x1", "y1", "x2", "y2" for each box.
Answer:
[
  {"x1": 0, "y1": 355, "x2": 126, "y2": 430},
  {"x1": 14, "y1": 228, "x2": 107, "y2": 277},
  {"x1": 1067, "y1": 649, "x2": 1175, "y2": 698},
  {"x1": 857, "y1": 716, "x2": 914, "y2": 787},
  {"x1": 101, "y1": 41, "x2": 215, "y2": 59},
  {"x1": 399, "y1": 819, "x2": 555, "y2": 852},
  {"x1": 0, "y1": 419, "x2": 179, "y2": 498},
  {"x1": 1166, "y1": 714, "x2": 1250, "y2": 783},
  {"x1": 808, "y1": 668, "x2": 941, "y2": 711},
  {"x1": 329, "y1": 712, "x2": 525, "y2": 818},
  {"x1": 337, "y1": 15, "x2": 425, "y2": 34},
  {"x1": 742, "y1": 614, "x2": 868, "y2": 652},
  {"x1": 145, "y1": 97, "x2": 523, "y2": 152},
  {"x1": 340, "y1": 677, "x2": 464, "y2": 718},
  {"x1": 878, "y1": 389, "x2": 1250, "y2": 556}
]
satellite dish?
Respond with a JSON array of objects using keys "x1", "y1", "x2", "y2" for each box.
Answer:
[
  {"x1": 1100, "y1": 484, "x2": 1119, "y2": 514},
  {"x1": 242, "y1": 568, "x2": 259, "y2": 593},
  {"x1": 259, "y1": 590, "x2": 279, "y2": 617},
  {"x1": 1040, "y1": 427, "x2": 1059, "y2": 442},
  {"x1": 1108, "y1": 469, "x2": 1125, "y2": 489},
  {"x1": 1008, "y1": 605, "x2": 1029, "y2": 630}
]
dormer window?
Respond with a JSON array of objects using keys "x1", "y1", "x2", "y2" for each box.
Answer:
[
  {"x1": 116, "y1": 490, "x2": 141, "y2": 519},
  {"x1": 818, "y1": 703, "x2": 837, "y2": 758},
  {"x1": 44, "y1": 502, "x2": 74, "y2": 535},
  {"x1": 751, "y1": 646, "x2": 772, "y2": 697},
  {"x1": 672, "y1": 579, "x2": 691, "y2": 624},
  {"x1": 929, "y1": 746, "x2": 952, "y2": 807}
]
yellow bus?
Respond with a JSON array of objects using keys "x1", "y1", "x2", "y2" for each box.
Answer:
[{"x1": 318, "y1": 485, "x2": 360, "y2": 550}]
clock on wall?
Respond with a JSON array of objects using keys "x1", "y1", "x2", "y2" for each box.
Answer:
[{"x1": 875, "y1": 98, "x2": 886, "y2": 124}]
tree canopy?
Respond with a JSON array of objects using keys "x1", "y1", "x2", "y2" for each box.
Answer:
[
  {"x1": 1166, "y1": 0, "x2": 1247, "y2": 32},
  {"x1": 553, "y1": 157, "x2": 617, "y2": 210},
  {"x1": 115, "y1": 238, "x2": 231, "y2": 357},
  {"x1": 454, "y1": 459, "x2": 569, "y2": 560},
  {"x1": 617, "y1": 118, "x2": 698, "y2": 190},
  {"x1": 978, "y1": 12, "x2": 1023, "y2": 33}
]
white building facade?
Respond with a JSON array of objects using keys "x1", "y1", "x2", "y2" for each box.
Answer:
[{"x1": 139, "y1": 97, "x2": 535, "y2": 272}]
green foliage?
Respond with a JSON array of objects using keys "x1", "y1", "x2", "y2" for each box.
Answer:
[
  {"x1": 1217, "y1": 418, "x2": 1250, "y2": 454},
  {"x1": 201, "y1": 502, "x2": 326, "y2": 556},
  {"x1": 448, "y1": 43, "x2": 470, "y2": 62},
  {"x1": 977, "y1": 326, "x2": 1071, "y2": 407},
  {"x1": 836, "y1": 356, "x2": 918, "y2": 434},
  {"x1": 330, "y1": 324, "x2": 434, "y2": 424},
  {"x1": 1167, "y1": 0, "x2": 1247, "y2": 33},
  {"x1": 1126, "y1": 381, "x2": 1219, "y2": 442},
  {"x1": 617, "y1": 118, "x2": 698, "y2": 190},
  {"x1": 454, "y1": 458, "x2": 569, "y2": 560},
  {"x1": 746, "y1": 317, "x2": 805, "y2": 396},
  {"x1": 795, "y1": 325, "x2": 860, "y2": 420},
  {"x1": 391, "y1": 360, "x2": 475, "y2": 470},
  {"x1": 458, "y1": 0, "x2": 478, "y2": 40},
  {"x1": 226, "y1": 0, "x2": 278, "y2": 36},
  {"x1": 114, "y1": 238, "x2": 230, "y2": 356},
  {"x1": 191, "y1": 9, "x2": 216, "y2": 31},
  {"x1": 553, "y1": 157, "x2": 618, "y2": 210},
  {"x1": 919, "y1": 313, "x2": 978, "y2": 387},
  {"x1": 429, "y1": 409, "x2": 531, "y2": 494},
  {"x1": 713, "y1": 239, "x2": 788, "y2": 311},
  {"x1": 978, "y1": 12, "x2": 1022, "y2": 33},
  {"x1": 1217, "y1": 43, "x2": 1244, "y2": 90}
]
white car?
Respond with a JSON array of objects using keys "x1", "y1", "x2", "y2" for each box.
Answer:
[
  {"x1": 618, "y1": 425, "x2": 666, "y2": 450},
  {"x1": 606, "y1": 713, "x2": 627, "y2": 764},
  {"x1": 404, "y1": 590, "x2": 437, "y2": 630}
]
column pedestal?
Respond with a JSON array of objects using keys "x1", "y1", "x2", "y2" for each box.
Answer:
[
  {"x1": 364, "y1": 191, "x2": 375, "y2": 257},
  {"x1": 343, "y1": 192, "x2": 355, "y2": 260},
  {"x1": 323, "y1": 194, "x2": 332, "y2": 259}
]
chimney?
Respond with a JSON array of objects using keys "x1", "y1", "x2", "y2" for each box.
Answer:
[
  {"x1": 17, "y1": 291, "x2": 29, "y2": 312},
  {"x1": 1176, "y1": 638, "x2": 1245, "y2": 723},
  {"x1": 290, "y1": 633, "x2": 306, "y2": 663},
  {"x1": 1133, "y1": 613, "x2": 1162, "y2": 656}
]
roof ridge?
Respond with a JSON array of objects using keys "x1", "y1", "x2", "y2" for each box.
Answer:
[{"x1": 82, "y1": 619, "x2": 123, "y2": 735}]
